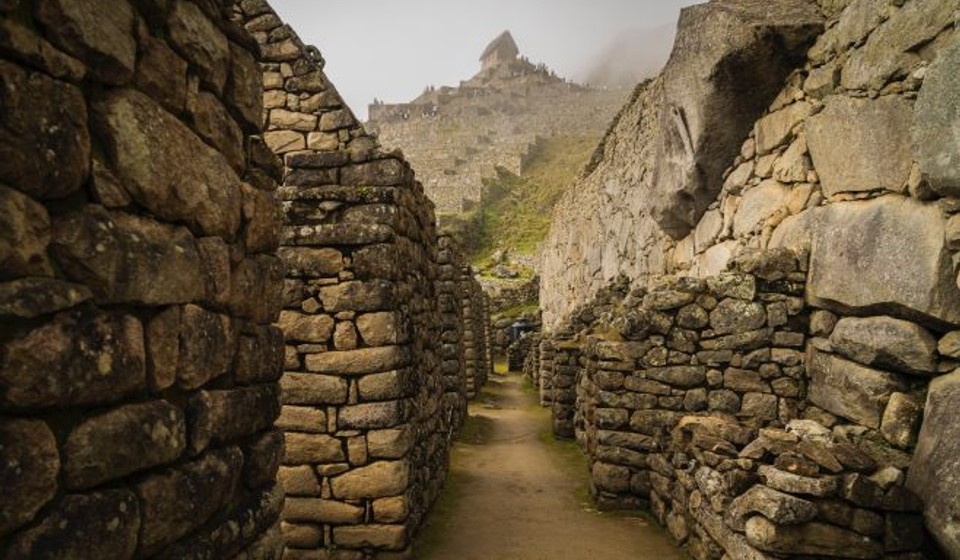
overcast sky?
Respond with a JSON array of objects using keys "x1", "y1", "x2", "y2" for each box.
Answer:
[{"x1": 269, "y1": 0, "x2": 700, "y2": 119}]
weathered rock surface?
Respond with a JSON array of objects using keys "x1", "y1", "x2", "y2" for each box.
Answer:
[
  {"x1": 807, "y1": 95, "x2": 913, "y2": 197},
  {"x1": 64, "y1": 401, "x2": 186, "y2": 489},
  {"x1": 0, "y1": 419, "x2": 59, "y2": 537},
  {"x1": 913, "y1": 36, "x2": 960, "y2": 196},
  {"x1": 829, "y1": 316, "x2": 938, "y2": 375},
  {"x1": 807, "y1": 348, "x2": 907, "y2": 429},
  {"x1": 51, "y1": 206, "x2": 205, "y2": 305},
  {"x1": 808, "y1": 196, "x2": 960, "y2": 328},
  {"x1": 92, "y1": 89, "x2": 242, "y2": 239},
  {"x1": 907, "y1": 369, "x2": 960, "y2": 558},
  {"x1": 745, "y1": 516, "x2": 882, "y2": 559},
  {"x1": 0, "y1": 310, "x2": 145, "y2": 408},
  {"x1": 725, "y1": 485, "x2": 818, "y2": 531},
  {"x1": 651, "y1": 0, "x2": 823, "y2": 236},
  {"x1": 4, "y1": 490, "x2": 141, "y2": 559},
  {"x1": 0, "y1": 185, "x2": 52, "y2": 279},
  {"x1": 0, "y1": 59, "x2": 89, "y2": 200}
]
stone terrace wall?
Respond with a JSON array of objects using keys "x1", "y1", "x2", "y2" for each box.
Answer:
[
  {"x1": 236, "y1": 2, "x2": 476, "y2": 557},
  {"x1": 462, "y1": 273, "x2": 492, "y2": 399},
  {"x1": 1, "y1": 0, "x2": 285, "y2": 558},
  {"x1": 438, "y1": 235, "x2": 473, "y2": 434},
  {"x1": 546, "y1": 250, "x2": 940, "y2": 559}
]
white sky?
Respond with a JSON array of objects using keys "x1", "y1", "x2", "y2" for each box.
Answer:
[{"x1": 269, "y1": 0, "x2": 700, "y2": 119}]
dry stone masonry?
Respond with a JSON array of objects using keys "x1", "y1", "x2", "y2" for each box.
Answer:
[
  {"x1": 1, "y1": 0, "x2": 285, "y2": 557},
  {"x1": 538, "y1": 0, "x2": 960, "y2": 557},
  {"x1": 236, "y1": 2, "x2": 489, "y2": 558}
]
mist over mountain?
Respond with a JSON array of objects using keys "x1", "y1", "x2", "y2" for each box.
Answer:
[{"x1": 576, "y1": 24, "x2": 676, "y2": 87}]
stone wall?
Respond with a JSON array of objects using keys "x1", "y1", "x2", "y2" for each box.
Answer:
[
  {"x1": 540, "y1": 2, "x2": 960, "y2": 555},
  {"x1": 236, "y1": 2, "x2": 482, "y2": 557},
  {"x1": 544, "y1": 250, "x2": 938, "y2": 558},
  {"x1": 1, "y1": 0, "x2": 285, "y2": 558},
  {"x1": 462, "y1": 274, "x2": 492, "y2": 399},
  {"x1": 438, "y1": 235, "x2": 469, "y2": 435}
]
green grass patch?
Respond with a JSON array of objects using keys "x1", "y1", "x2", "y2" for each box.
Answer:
[{"x1": 462, "y1": 135, "x2": 599, "y2": 265}]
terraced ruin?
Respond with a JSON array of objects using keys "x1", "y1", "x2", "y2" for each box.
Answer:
[{"x1": 1, "y1": 0, "x2": 959, "y2": 559}]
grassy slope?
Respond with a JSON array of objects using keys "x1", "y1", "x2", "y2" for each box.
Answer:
[{"x1": 441, "y1": 135, "x2": 599, "y2": 269}]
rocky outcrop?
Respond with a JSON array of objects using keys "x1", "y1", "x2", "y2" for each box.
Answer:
[
  {"x1": 0, "y1": 0, "x2": 284, "y2": 557},
  {"x1": 652, "y1": 0, "x2": 823, "y2": 236}
]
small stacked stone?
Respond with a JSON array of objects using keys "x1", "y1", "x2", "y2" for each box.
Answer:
[{"x1": 0, "y1": 0, "x2": 284, "y2": 557}]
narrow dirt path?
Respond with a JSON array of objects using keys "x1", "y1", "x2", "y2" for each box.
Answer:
[{"x1": 415, "y1": 372, "x2": 689, "y2": 560}]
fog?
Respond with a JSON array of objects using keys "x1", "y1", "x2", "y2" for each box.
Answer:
[{"x1": 268, "y1": 0, "x2": 700, "y2": 119}]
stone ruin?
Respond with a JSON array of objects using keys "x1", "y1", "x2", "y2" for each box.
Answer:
[
  {"x1": 3, "y1": 0, "x2": 960, "y2": 558},
  {"x1": 531, "y1": 0, "x2": 960, "y2": 558},
  {"x1": 0, "y1": 0, "x2": 491, "y2": 559},
  {"x1": 366, "y1": 31, "x2": 627, "y2": 215}
]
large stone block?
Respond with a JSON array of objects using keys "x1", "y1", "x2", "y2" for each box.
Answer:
[
  {"x1": 913, "y1": 36, "x2": 960, "y2": 197},
  {"x1": 0, "y1": 310, "x2": 145, "y2": 409},
  {"x1": 732, "y1": 180, "x2": 792, "y2": 237},
  {"x1": 167, "y1": 0, "x2": 229, "y2": 94},
  {"x1": 0, "y1": 185, "x2": 52, "y2": 279},
  {"x1": 235, "y1": 325, "x2": 284, "y2": 385},
  {"x1": 829, "y1": 316, "x2": 937, "y2": 376},
  {"x1": 277, "y1": 311, "x2": 334, "y2": 343},
  {"x1": 907, "y1": 369, "x2": 960, "y2": 558},
  {"x1": 304, "y1": 346, "x2": 409, "y2": 375},
  {"x1": 228, "y1": 255, "x2": 284, "y2": 323},
  {"x1": 34, "y1": 0, "x2": 136, "y2": 84},
  {"x1": 135, "y1": 33, "x2": 189, "y2": 114},
  {"x1": 651, "y1": 0, "x2": 822, "y2": 237},
  {"x1": 283, "y1": 498, "x2": 363, "y2": 524},
  {"x1": 281, "y1": 373, "x2": 349, "y2": 405},
  {"x1": 807, "y1": 348, "x2": 907, "y2": 429},
  {"x1": 0, "y1": 59, "x2": 89, "y2": 200},
  {"x1": 725, "y1": 485, "x2": 818, "y2": 531},
  {"x1": 283, "y1": 433, "x2": 344, "y2": 464},
  {"x1": 807, "y1": 95, "x2": 913, "y2": 197},
  {"x1": 841, "y1": 0, "x2": 956, "y2": 91},
  {"x1": 332, "y1": 524, "x2": 407, "y2": 551},
  {"x1": 0, "y1": 419, "x2": 59, "y2": 537},
  {"x1": 808, "y1": 196, "x2": 960, "y2": 328},
  {"x1": 64, "y1": 400, "x2": 186, "y2": 489},
  {"x1": 4, "y1": 490, "x2": 140, "y2": 559},
  {"x1": 745, "y1": 515, "x2": 882, "y2": 558},
  {"x1": 339, "y1": 401, "x2": 405, "y2": 430},
  {"x1": 187, "y1": 385, "x2": 281, "y2": 453},
  {"x1": 136, "y1": 448, "x2": 242, "y2": 557},
  {"x1": 330, "y1": 460, "x2": 409, "y2": 500},
  {"x1": 709, "y1": 299, "x2": 767, "y2": 336},
  {"x1": 92, "y1": 89, "x2": 242, "y2": 239},
  {"x1": 0, "y1": 277, "x2": 91, "y2": 319},
  {"x1": 318, "y1": 280, "x2": 396, "y2": 313},
  {"x1": 176, "y1": 304, "x2": 237, "y2": 390},
  {"x1": 51, "y1": 206, "x2": 206, "y2": 305}
]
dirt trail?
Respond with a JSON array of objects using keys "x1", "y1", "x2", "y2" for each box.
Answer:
[{"x1": 415, "y1": 372, "x2": 689, "y2": 560}]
